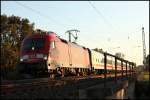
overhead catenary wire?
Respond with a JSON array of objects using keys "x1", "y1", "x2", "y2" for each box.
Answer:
[
  {"x1": 88, "y1": 1, "x2": 134, "y2": 51},
  {"x1": 14, "y1": 1, "x2": 66, "y2": 29},
  {"x1": 88, "y1": 1, "x2": 119, "y2": 34}
]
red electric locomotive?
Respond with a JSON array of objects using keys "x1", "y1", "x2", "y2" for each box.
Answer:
[{"x1": 19, "y1": 32, "x2": 91, "y2": 78}]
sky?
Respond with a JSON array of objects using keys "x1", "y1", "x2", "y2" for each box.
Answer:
[{"x1": 1, "y1": 1, "x2": 149, "y2": 65}]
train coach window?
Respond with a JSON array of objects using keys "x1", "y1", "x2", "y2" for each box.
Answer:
[
  {"x1": 101, "y1": 58, "x2": 104, "y2": 63},
  {"x1": 50, "y1": 41, "x2": 55, "y2": 49}
]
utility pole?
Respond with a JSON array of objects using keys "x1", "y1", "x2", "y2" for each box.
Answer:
[
  {"x1": 142, "y1": 27, "x2": 146, "y2": 67},
  {"x1": 65, "y1": 29, "x2": 80, "y2": 43}
]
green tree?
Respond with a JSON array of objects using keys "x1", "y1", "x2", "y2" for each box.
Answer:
[{"x1": 1, "y1": 14, "x2": 35, "y2": 77}]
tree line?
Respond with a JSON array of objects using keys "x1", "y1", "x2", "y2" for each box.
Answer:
[{"x1": 1, "y1": 14, "x2": 35, "y2": 76}]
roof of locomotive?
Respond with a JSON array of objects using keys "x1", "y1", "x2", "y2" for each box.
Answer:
[
  {"x1": 24, "y1": 32, "x2": 55, "y2": 38},
  {"x1": 22, "y1": 32, "x2": 89, "y2": 50},
  {"x1": 22, "y1": 32, "x2": 58, "y2": 42},
  {"x1": 59, "y1": 37, "x2": 88, "y2": 50}
]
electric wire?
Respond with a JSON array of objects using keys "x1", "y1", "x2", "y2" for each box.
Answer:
[
  {"x1": 88, "y1": 1, "x2": 119, "y2": 33},
  {"x1": 14, "y1": 1, "x2": 66, "y2": 29}
]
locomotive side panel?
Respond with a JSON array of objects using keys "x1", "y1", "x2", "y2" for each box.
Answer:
[
  {"x1": 83, "y1": 48, "x2": 91, "y2": 69},
  {"x1": 51, "y1": 38, "x2": 70, "y2": 68},
  {"x1": 69, "y1": 43, "x2": 89, "y2": 68}
]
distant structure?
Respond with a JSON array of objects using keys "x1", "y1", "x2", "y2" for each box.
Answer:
[
  {"x1": 115, "y1": 52, "x2": 125, "y2": 59},
  {"x1": 142, "y1": 27, "x2": 146, "y2": 66},
  {"x1": 93, "y1": 48, "x2": 104, "y2": 53}
]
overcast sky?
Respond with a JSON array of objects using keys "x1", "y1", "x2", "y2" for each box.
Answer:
[{"x1": 1, "y1": 1, "x2": 149, "y2": 65}]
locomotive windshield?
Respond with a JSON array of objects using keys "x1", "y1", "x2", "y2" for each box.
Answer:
[{"x1": 23, "y1": 38, "x2": 45, "y2": 51}]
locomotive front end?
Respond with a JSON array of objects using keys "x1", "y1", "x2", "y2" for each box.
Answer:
[{"x1": 19, "y1": 32, "x2": 56, "y2": 76}]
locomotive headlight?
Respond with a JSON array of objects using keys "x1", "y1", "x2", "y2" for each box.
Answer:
[
  {"x1": 20, "y1": 58, "x2": 23, "y2": 62},
  {"x1": 43, "y1": 55, "x2": 48, "y2": 60}
]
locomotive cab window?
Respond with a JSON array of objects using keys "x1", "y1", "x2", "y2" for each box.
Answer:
[
  {"x1": 23, "y1": 38, "x2": 45, "y2": 50},
  {"x1": 50, "y1": 41, "x2": 55, "y2": 49}
]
